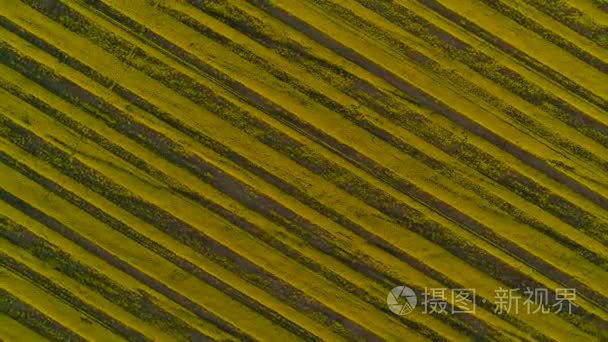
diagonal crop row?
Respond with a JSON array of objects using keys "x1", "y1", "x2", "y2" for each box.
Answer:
[
  {"x1": 246, "y1": 0, "x2": 608, "y2": 236},
  {"x1": 520, "y1": 0, "x2": 608, "y2": 47},
  {"x1": 0, "y1": 77, "x2": 327, "y2": 342},
  {"x1": 0, "y1": 68, "x2": 515, "y2": 340},
  {"x1": 8, "y1": 0, "x2": 608, "y2": 336},
  {"x1": 39, "y1": 0, "x2": 608, "y2": 242},
  {"x1": 7, "y1": 2, "x2": 602, "y2": 320},
  {"x1": 180, "y1": 0, "x2": 608, "y2": 246},
  {"x1": 4, "y1": 0, "x2": 608, "y2": 340},
  {"x1": 0, "y1": 80, "x2": 444, "y2": 340},
  {"x1": 0, "y1": 197, "x2": 233, "y2": 342},
  {"x1": 411, "y1": 0, "x2": 608, "y2": 111},
  {"x1": 0, "y1": 23, "x2": 516, "y2": 336},
  {"x1": 0, "y1": 46, "x2": 604, "y2": 340},
  {"x1": 154, "y1": 2, "x2": 608, "y2": 272},
  {"x1": 0, "y1": 11, "x2": 475, "y2": 335},
  {"x1": 0, "y1": 110, "x2": 388, "y2": 342},
  {"x1": 78, "y1": 1, "x2": 608, "y2": 313},
  {"x1": 0, "y1": 287, "x2": 86, "y2": 342},
  {"x1": 70, "y1": 0, "x2": 608, "y2": 288},
  {"x1": 0, "y1": 47, "x2": 540, "y2": 336},
  {"x1": 310, "y1": 0, "x2": 608, "y2": 162},
  {"x1": 477, "y1": 0, "x2": 608, "y2": 73},
  {"x1": 0, "y1": 248, "x2": 153, "y2": 342}
]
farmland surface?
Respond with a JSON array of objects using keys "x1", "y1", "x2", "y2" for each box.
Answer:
[{"x1": 0, "y1": 0, "x2": 607, "y2": 341}]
